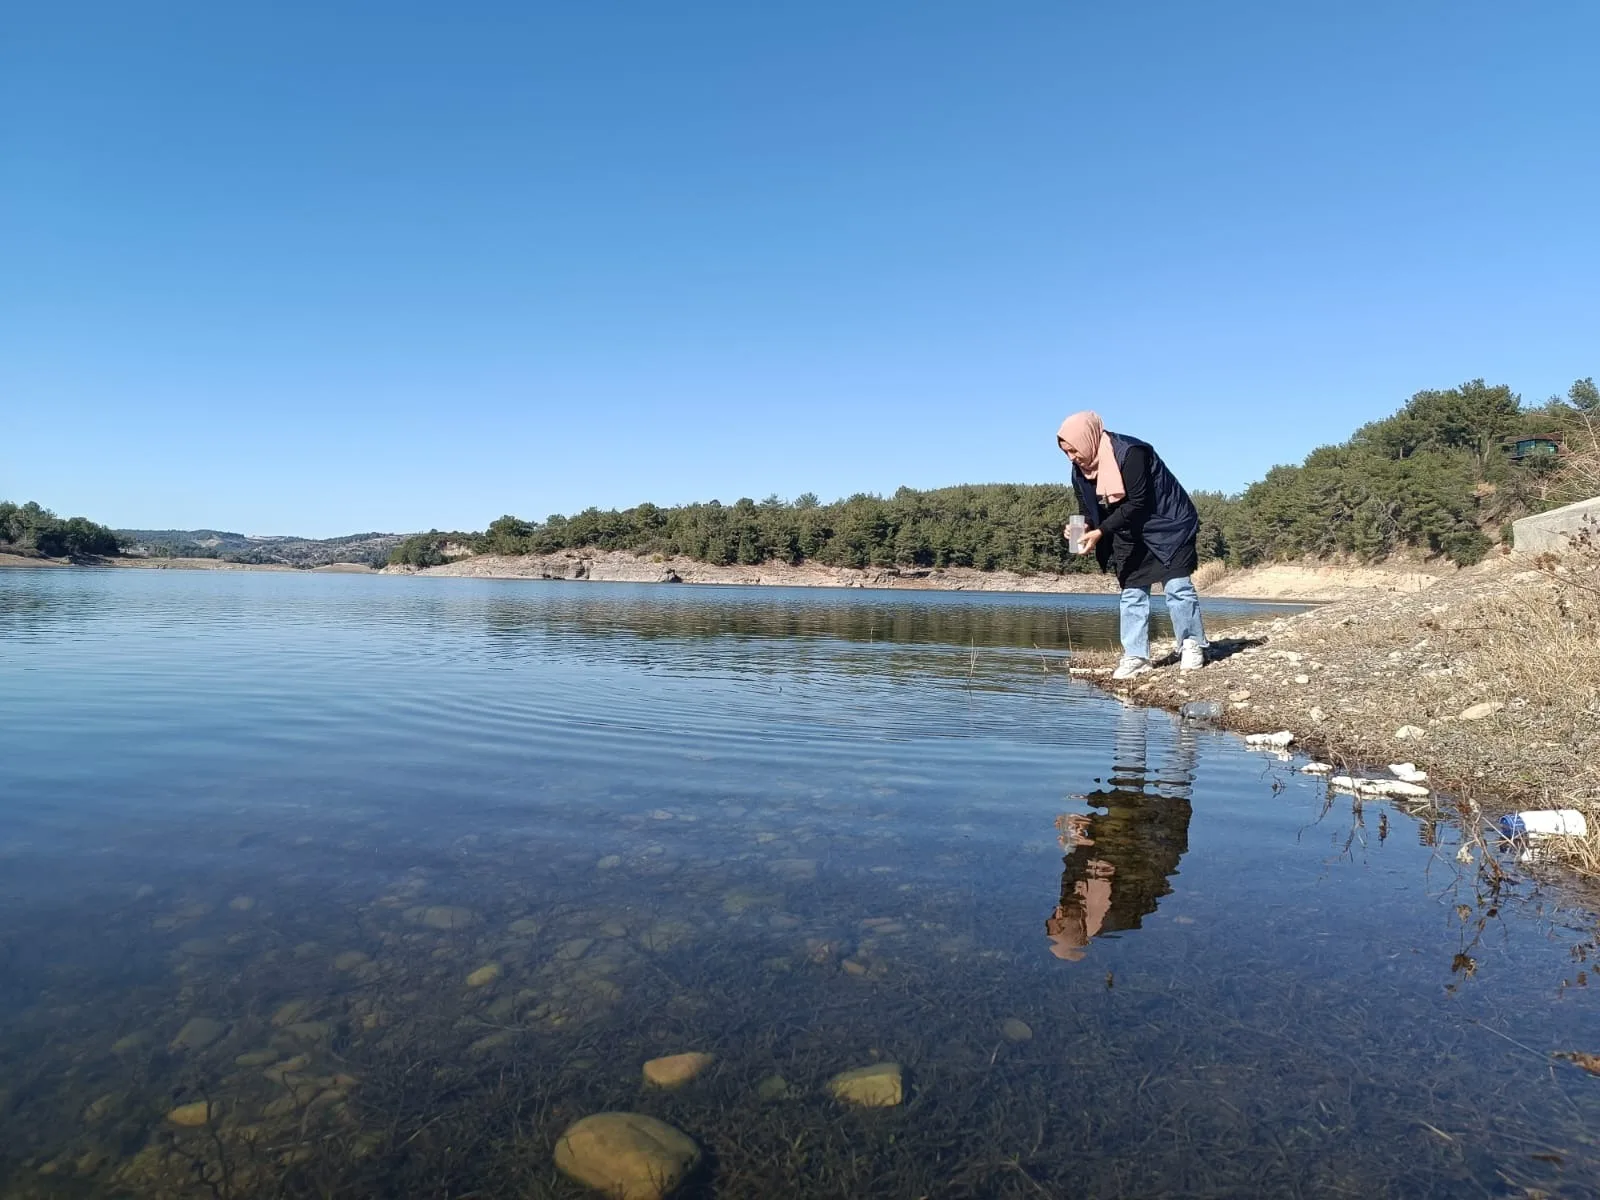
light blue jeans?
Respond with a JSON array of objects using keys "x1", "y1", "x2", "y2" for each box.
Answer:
[{"x1": 1120, "y1": 576, "x2": 1207, "y2": 661}]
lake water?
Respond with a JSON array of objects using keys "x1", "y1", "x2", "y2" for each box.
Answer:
[{"x1": 2, "y1": 568, "x2": 1598, "y2": 1198}]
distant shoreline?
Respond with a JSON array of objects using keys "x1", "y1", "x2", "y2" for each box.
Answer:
[
  {"x1": 1, "y1": 548, "x2": 1454, "y2": 605},
  {"x1": 0, "y1": 553, "x2": 375, "y2": 574},
  {"x1": 382, "y1": 548, "x2": 1452, "y2": 604}
]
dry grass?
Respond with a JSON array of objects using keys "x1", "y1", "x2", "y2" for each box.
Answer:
[
  {"x1": 1089, "y1": 550, "x2": 1600, "y2": 876},
  {"x1": 1189, "y1": 558, "x2": 1229, "y2": 590},
  {"x1": 1474, "y1": 549, "x2": 1600, "y2": 869}
]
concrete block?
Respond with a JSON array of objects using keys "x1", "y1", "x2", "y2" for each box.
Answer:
[{"x1": 1513, "y1": 495, "x2": 1600, "y2": 555}]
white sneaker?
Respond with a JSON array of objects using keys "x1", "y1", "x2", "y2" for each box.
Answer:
[
  {"x1": 1180, "y1": 638, "x2": 1205, "y2": 671},
  {"x1": 1112, "y1": 656, "x2": 1152, "y2": 680}
]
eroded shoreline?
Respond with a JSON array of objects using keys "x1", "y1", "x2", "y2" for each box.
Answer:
[{"x1": 1073, "y1": 554, "x2": 1600, "y2": 876}]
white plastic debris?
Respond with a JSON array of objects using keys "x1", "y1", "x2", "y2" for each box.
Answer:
[
  {"x1": 1244, "y1": 731, "x2": 1295, "y2": 749},
  {"x1": 1329, "y1": 776, "x2": 1431, "y2": 799},
  {"x1": 1498, "y1": 810, "x2": 1589, "y2": 839}
]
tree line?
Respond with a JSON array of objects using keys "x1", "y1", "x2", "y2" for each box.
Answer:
[
  {"x1": 392, "y1": 377, "x2": 1595, "y2": 574},
  {"x1": 1215, "y1": 378, "x2": 1595, "y2": 567},
  {"x1": 388, "y1": 483, "x2": 1100, "y2": 573},
  {"x1": 0, "y1": 501, "x2": 122, "y2": 558}
]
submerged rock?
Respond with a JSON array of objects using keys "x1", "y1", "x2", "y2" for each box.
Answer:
[
  {"x1": 1000, "y1": 1018, "x2": 1033, "y2": 1043},
  {"x1": 110, "y1": 1031, "x2": 150, "y2": 1055},
  {"x1": 721, "y1": 889, "x2": 779, "y2": 914},
  {"x1": 756, "y1": 1073, "x2": 790, "y2": 1101},
  {"x1": 553, "y1": 1112, "x2": 700, "y2": 1200},
  {"x1": 263, "y1": 1054, "x2": 310, "y2": 1083},
  {"x1": 638, "y1": 921, "x2": 693, "y2": 952},
  {"x1": 178, "y1": 937, "x2": 229, "y2": 958},
  {"x1": 642, "y1": 1052, "x2": 714, "y2": 1088},
  {"x1": 860, "y1": 917, "x2": 906, "y2": 934},
  {"x1": 83, "y1": 1093, "x2": 122, "y2": 1123},
  {"x1": 508, "y1": 917, "x2": 543, "y2": 936},
  {"x1": 556, "y1": 938, "x2": 594, "y2": 962},
  {"x1": 768, "y1": 858, "x2": 818, "y2": 882},
  {"x1": 332, "y1": 950, "x2": 371, "y2": 972},
  {"x1": 169, "y1": 1018, "x2": 228, "y2": 1052},
  {"x1": 829, "y1": 1062, "x2": 904, "y2": 1107},
  {"x1": 408, "y1": 905, "x2": 478, "y2": 930},
  {"x1": 469, "y1": 1030, "x2": 517, "y2": 1056},
  {"x1": 166, "y1": 1101, "x2": 217, "y2": 1127},
  {"x1": 271, "y1": 1000, "x2": 312, "y2": 1027},
  {"x1": 465, "y1": 963, "x2": 502, "y2": 988}
]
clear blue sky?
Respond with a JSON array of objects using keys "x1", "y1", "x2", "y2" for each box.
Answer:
[{"x1": 3, "y1": 2, "x2": 1595, "y2": 536}]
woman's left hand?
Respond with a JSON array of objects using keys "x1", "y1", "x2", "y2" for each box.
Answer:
[{"x1": 1078, "y1": 528, "x2": 1102, "y2": 553}]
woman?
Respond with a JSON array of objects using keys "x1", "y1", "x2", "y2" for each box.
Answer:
[{"x1": 1057, "y1": 411, "x2": 1208, "y2": 680}]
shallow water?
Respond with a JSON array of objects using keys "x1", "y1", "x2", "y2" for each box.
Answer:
[{"x1": 1, "y1": 569, "x2": 1598, "y2": 1198}]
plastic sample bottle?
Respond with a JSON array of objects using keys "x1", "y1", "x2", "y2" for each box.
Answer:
[{"x1": 1067, "y1": 515, "x2": 1087, "y2": 554}]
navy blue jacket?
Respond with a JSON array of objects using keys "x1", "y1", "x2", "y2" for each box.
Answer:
[{"x1": 1072, "y1": 432, "x2": 1199, "y2": 569}]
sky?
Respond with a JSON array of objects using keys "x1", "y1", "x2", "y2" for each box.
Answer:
[{"x1": 3, "y1": 2, "x2": 1596, "y2": 537}]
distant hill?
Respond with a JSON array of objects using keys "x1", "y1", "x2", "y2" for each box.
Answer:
[{"x1": 119, "y1": 529, "x2": 406, "y2": 568}]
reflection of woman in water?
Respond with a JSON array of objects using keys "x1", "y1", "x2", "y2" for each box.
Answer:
[{"x1": 1046, "y1": 707, "x2": 1196, "y2": 960}]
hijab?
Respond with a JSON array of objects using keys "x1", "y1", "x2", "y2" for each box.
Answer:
[{"x1": 1056, "y1": 411, "x2": 1126, "y2": 504}]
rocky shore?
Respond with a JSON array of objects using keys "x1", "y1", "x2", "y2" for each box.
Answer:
[{"x1": 1075, "y1": 552, "x2": 1600, "y2": 872}]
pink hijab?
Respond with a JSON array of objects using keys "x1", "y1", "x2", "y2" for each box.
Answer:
[{"x1": 1056, "y1": 411, "x2": 1126, "y2": 504}]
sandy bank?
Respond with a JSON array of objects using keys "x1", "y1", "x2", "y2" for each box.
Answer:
[
  {"x1": 1202, "y1": 561, "x2": 1447, "y2": 601},
  {"x1": 389, "y1": 549, "x2": 1118, "y2": 593}
]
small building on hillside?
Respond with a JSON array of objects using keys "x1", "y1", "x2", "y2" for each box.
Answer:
[{"x1": 1506, "y1": 434, "x2": 1564, "y2": 463}]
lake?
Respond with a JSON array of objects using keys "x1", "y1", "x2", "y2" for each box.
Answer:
[{"x1": 1, "y1": 568, "x2": 1597, "y2": 1198}]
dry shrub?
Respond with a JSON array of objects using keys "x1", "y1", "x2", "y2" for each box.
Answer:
[
  {"x1": 1191, "y1": 558, "x2": 1229, "y2": 591},
  {"x1": 1553, "y1": 408, "x2": 1600, "y2": 506}
]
